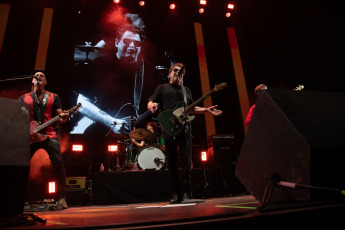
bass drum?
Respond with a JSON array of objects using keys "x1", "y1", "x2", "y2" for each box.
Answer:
[{"x1": 137, "y1": 145, "x2": 166, "y2": 170}]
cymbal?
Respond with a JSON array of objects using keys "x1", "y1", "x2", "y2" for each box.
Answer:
[
  {"x1": 111, "y1": 132, "x2": 129, "y2": 140},
  {"x1": 129, "y1": 128, "x2": 152, "y2": 141}
]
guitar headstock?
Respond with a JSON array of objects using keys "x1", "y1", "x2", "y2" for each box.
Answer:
[
  {"x1": 294, "y1": 85, "x2": 304, "y2": 91},
  {"x1": 68, "y1": 103, "x2": 82, "y2": 114},
  {"x1": 214, "y1": 82, "x2": 227, "y2": 91}
]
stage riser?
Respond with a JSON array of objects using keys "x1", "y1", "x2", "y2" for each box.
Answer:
[{"x1": 93, "y1": 169, "x2": 234, "y2": 205}]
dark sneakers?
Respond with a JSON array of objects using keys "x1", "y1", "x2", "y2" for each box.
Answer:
[
  {"x1": 181, "y1": 193, "x2": 191, "y2": 203},
  {"x1": 169, "y1": 194, "x2": 181, "y2": 204},
  {"x1": 169, "y1": 193, "x2": 191, "y2": 204}
]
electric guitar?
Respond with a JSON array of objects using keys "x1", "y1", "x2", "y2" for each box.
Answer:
[
  {"x1": 158, "y1": 83, "x2": 227, "y2": 136},
  {"x1": 30, "y1": 103, "x2": 82, "y2": 144},
  {"x1": 133, "y1": 103, "x2": 160, "y2": 127}
]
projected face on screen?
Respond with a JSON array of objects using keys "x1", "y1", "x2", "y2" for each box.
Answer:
[
  {"x1": 115, "y1": 25, "x2": 142, "y2": 63},
  {"x1": 71, "y1": 12, "x2": 149, "y2": 136}
]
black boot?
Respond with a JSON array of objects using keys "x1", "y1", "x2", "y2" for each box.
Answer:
[
  {"x1": 181, "y1": 193, "x2": 191, "y2": 203},
  {"x1": 169, "y1": 194, "x2": 181, "y2": 204}
]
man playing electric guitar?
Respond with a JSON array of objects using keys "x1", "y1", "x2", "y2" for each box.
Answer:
[
  {"x1": 18, "y1": 69, "x2": 69, "y2": 209},
  {"x1": 147, "y1": 63, "x2": 222, "y2": 204}
]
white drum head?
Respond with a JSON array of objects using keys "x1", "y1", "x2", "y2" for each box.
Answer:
[{"x1": 137, "y1": 145, "x2": 165, "y2": 170}]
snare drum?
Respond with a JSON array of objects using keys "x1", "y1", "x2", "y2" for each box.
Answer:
[{"x1": 137, "y1": 145, "x2": 166, "y2": 170}]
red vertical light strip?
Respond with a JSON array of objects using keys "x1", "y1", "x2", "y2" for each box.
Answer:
[
  {"x1": 227, "y1": 27, "x2": 250, "y2": 133},
  {"x1": 0, "y1": 4, "x2": 10, "y2": 55},
  {"x1": 194, "y1": 22, "x2": 216, "y2": 138},
  {"x1": 35, "y1": 8, "x2": 54, "y2": 70}
]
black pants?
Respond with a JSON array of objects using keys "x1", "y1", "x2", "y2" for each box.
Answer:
[
  {"x1": 30, "y1": 138, "x2": 67, "y2": 199},
  {"x1": 163, "y1": 124, "x2": 192, "y2": 196}
]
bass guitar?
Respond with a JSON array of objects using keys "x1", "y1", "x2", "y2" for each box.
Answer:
[
  {"x1": 30, "y1": 103, "x2": 82, "y2": 144},
  {"x1": 158, "y1": 83, "x2": 227, "y2": 136}
]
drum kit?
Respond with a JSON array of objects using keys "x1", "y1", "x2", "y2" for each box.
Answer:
[{"x1": 107, "y1": 128, "x2": 166, "y2": 171}]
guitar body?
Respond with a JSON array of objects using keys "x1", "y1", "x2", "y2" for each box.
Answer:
[
  {"x1": 158, "y1": 82, "x2": 227, "y2": 136},
  {"x1": 30, "y1": 121, "x2": 47, "y2": 144},
  {"x1": 158, "y1": 101, "x2": 195, "y2": 136},
  {"x1": 29, "y1": 103, "x2": 82, "y2": 144}
]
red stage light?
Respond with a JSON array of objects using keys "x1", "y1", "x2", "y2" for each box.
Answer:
[
  {"x1": 72, "y1": 144, "x2": 83, "y2": 152},
  {"x1": 139, "y1": 1, "x2": 145, "y2": 6},
  {"x1": 201, "y1": 151, "x2": 207, "y2": 162},
  {"x1": 108, "y1": 145, "x2": 118, "y2": 152},
  {"x1": 169, "y1": 3, "x2": 176, "y2": 10},
  {"x1": 113, "y1": 0, "x2": 120, "y2": 3},
  {"x1": 200, "y1": 0, "x2": 207, "y2": 5},
  {"x1": 228, "y1": 3, "x2": 234, "y2": 9},
  {"x1": 199, "y1": 8, "x2": 204, "y2": 14},
  {"x1": 48, "y1": 181, "x2": 56, "y2": 194},
  {"x1": 226, "y1": 12, "x2": 231, "y2": 18}
]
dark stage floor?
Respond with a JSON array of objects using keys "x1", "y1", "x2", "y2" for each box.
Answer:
[{"x1": 3, "y1": 195, "x2": 345, "y2": 229}]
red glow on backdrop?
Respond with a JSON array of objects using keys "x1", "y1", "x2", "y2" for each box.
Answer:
[
  {"x1": 0, "y1": 88, "x2": 29, "y2": 100},
  {"x1": 29, "y1": 149, "x2": 52, "y2": 180},
  {"x1": 100, "y1": 5, "x2": 129, "y2": 36}
]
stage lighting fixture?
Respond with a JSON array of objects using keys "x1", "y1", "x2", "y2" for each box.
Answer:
[
  {"x1": 170, "y1": 3, "x2": 176, "y2": 10},
  {"x1": 48, "y1": 181, "x2": 56, "y2": 194},
  {"x1": 139, "y1": 1, "x2": 145, "y2": 6},
  {"x1": 113, "y1": 0, "x2": 120, "y2": 4},
  {"x1": 228, "y1": 3, "x2": 234, "y2": 9},
  {"x1": 199, "y1": 8, "x2": 204, "y2": 14},
  {"x1": 200, "y1": 0, "x2": 207, "y2": 5},
  {"x1": 201, "y1": 151, "x2": 207, "y2": 162},
  {"x1": 72, "y1": 144, "x2": 83, "y2": 152},
  {"x1": 108, "y1": 145, "x2": 118, "y2": 152},
  {"x1": 226, "y1": 12, "x2": 231, "y2": 17}
]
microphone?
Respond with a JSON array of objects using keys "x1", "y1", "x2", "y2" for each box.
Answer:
[{"x1": 31, "y1": 75, "x2": 42, "y2": 81}]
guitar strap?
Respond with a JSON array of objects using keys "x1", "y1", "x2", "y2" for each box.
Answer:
[{"x1": 133, "y1": 58, "x2": 144, "y2": 118}]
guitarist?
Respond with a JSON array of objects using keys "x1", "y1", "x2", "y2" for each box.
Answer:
[
  {"x1": 18, "y1": 70, "x2": 69, "y2": 209},
  {"x1": 147, "y1": 63, "x2": 222, "y2": 204}
]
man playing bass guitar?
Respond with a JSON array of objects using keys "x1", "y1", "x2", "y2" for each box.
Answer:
[
  {"x1": 147, "y1": 63, "x2": 222, "y2": 204},
  {"x1": 18, "y1": 69, "x2": 69, "y2": 209}
]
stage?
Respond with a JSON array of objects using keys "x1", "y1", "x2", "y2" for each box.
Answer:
[{"x1": 3, "y1": 195, "x2": 345, "y2": 229}]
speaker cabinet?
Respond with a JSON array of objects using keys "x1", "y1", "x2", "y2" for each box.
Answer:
[
  {"x1": 236, "y1": 89, "x2": 345, "y2": 204},
  {"x1": 0, "y1": 97, "x2": 30, "y2": 217}
]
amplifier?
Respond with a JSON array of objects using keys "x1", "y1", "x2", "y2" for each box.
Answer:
[
  {"x1": 66, "y1": 177, "x2": 86, "y2": 190},
  {"x1": 207, "y1": 134, "x2": 235, "y2": 148}
]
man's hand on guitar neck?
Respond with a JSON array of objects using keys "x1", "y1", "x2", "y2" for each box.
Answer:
[
  {"x1": 58, "y1": 109, "x2": 70, "y2": 123},
  {"x1": 148, "y1": 101, "x2": 158, "y2": 114}
]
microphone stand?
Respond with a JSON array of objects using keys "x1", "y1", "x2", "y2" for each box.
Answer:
[{"x1": 0, "y1": 75, "x2": 33, "y2": 82}]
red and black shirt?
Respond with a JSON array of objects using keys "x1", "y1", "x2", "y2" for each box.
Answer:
[{"x1": 19, "y1": 91, "x2": 62, "y2": 139}]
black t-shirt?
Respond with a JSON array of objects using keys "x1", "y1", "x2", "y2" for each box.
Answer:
[{"x1": 148, "y1": 83, "x2": 193, "y2": 111}]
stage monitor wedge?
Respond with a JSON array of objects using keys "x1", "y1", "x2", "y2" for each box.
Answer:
[
  {"x1": 0, "y1": 97, "x2": 30, "y2": 217},
  {"x1": 236, "y1": 89, "x2": 345, "y2": 204}
]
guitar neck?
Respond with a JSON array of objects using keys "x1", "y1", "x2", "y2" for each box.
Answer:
[
  {"x1": 185, "y1": 89, "x2": 216, "y2": 114},
  {"x1": 35, "y1": 115, "x2": 62, "y2": 132},
  {"x1": 134, "y1": 110, "x2": 152, "y2": 126}
]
